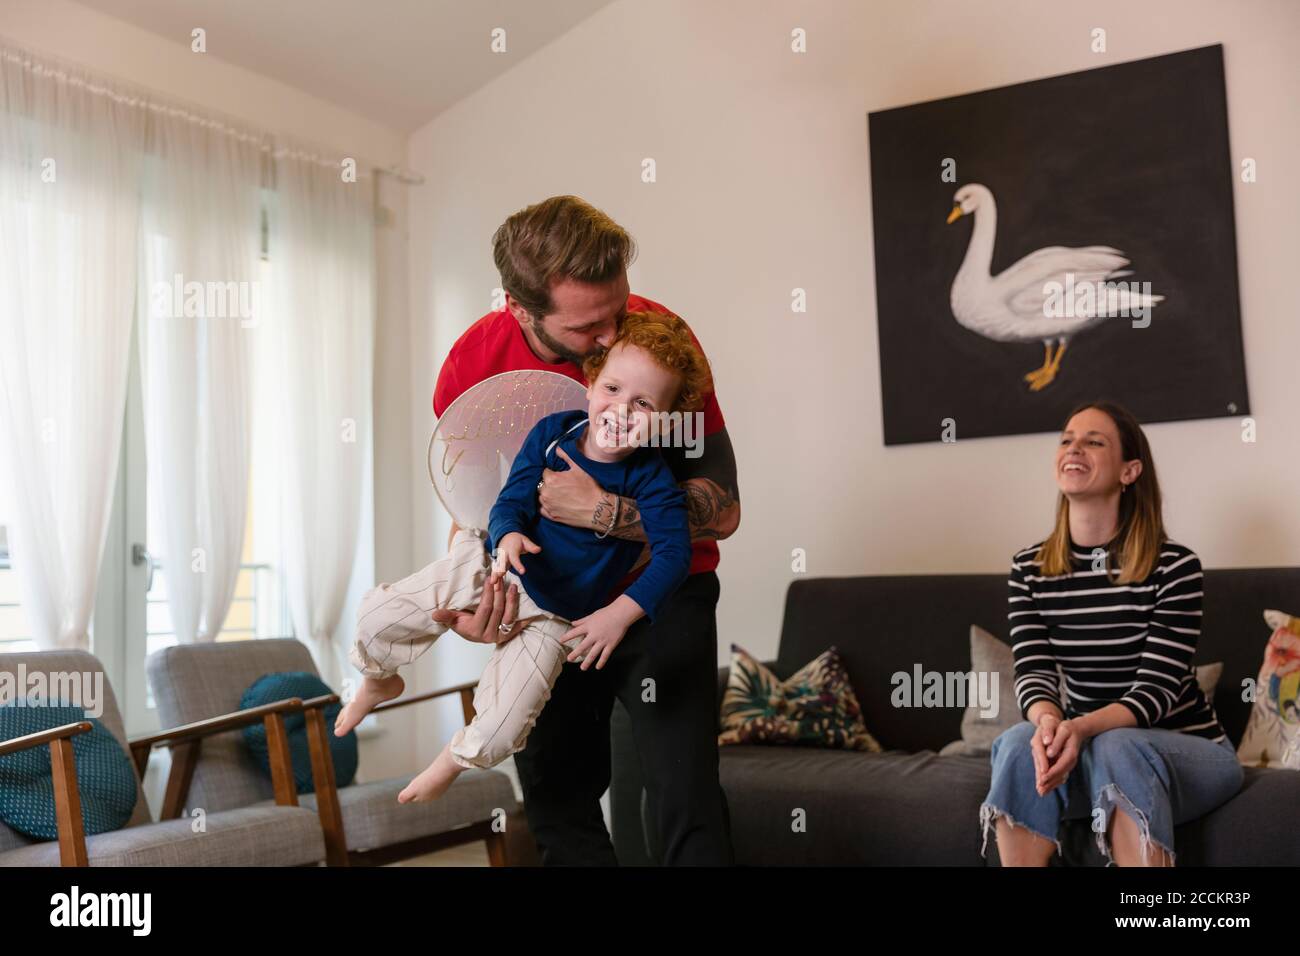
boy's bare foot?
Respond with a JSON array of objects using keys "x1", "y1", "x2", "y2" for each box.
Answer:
[
  {"x1": 397, "y1": 745, "x2": 463, "y2": 803},
  {"x1": 334, "y1": 674, "x2": 405, "y2": 736}
]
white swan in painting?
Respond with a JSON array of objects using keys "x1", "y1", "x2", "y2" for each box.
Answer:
[{"x1": 947, "y1": 183, "x2": 1164, "y2": 391}]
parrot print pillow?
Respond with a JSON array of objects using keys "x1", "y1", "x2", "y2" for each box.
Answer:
[
  {"x1": 1237, "y1": 609, "x2": 1300, "y2": 769},
  {"x1": 719, "y1": 644, "x2": 882, "y2": 752}
]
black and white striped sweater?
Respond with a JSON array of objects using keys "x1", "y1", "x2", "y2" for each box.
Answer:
[{"x1": 1009, "y1": 538, "x2": 1226, "y2": 742}]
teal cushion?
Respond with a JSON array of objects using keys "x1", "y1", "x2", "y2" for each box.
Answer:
[
  {"x1": 0, "y1": 702, "x2": 138, "y2": 840},
  {"x1": 240, "y1": 672, "x2": 357, "y2": 794}
]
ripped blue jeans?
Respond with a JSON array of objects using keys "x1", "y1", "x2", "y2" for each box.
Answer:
[{"x1": 980, "y1": 721, "x2": 1243, "y2": 865}]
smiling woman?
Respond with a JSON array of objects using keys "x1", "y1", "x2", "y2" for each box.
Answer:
[
  {"x1": 1039, "y1": 401, "x2": 1164, "y2": 582},
  {"x1": 979, "y1": 400, "x2": 1242, "y2": 868}
]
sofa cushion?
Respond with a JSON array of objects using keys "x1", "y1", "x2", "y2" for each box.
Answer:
[
  {"x1": 719, "y1": 645, "x2": 881, "y2": 752},
  {"x1": 1236, "y1": 609, "x2": 1300, "y2": 769},
  {"x1": 945, "y1": 626, "x2": 1020, "y2": 756},
  {"x1": 239, "y1": 671, "x2": 358, "y2": 793},
  {"x1": 718, "y1": 747, "x2": 991, "y2": 865},
  {"x1": 0, "y1": 805, "x2": 325, "y2": 867},
  {"x1": 0, "y1": 703, "x2": 137, "y2": 839},
  {"x1": 0, "y1": 651, "x2": 150, "y2": 831},
  {"x1": 294, "y1": 768, "x2": 518, "y2": 852}
]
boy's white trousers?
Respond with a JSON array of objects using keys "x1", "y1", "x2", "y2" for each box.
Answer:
[{"x1": 349, "y1": 528, "x2": 576, "y2": 770}]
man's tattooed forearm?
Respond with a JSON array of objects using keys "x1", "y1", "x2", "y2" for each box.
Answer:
[
  {"x1": 600, "y1": 481, "x2": 735, "y2": 545},
  {"x1": 614, "y1": 496, "x2": 641, "y2": 533},
  {"x1": 592, "y1": 492, "x2": 619, "y2": 531},
  {"x1": 685, "y1": 480, "x2": 736, "y2": 538}
]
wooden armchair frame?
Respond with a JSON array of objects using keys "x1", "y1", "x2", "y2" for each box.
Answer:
[{"x1": 0, "y1": 696, "x2": 309, "y2": 867}]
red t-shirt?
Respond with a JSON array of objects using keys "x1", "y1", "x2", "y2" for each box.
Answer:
[{"x1": 432, "y1": 293, "x2": 724, "y2": 576}]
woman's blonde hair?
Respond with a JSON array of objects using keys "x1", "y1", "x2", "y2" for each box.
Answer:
[{"x1": 1038, "y1": 401, "x2": 1165, "y2": 583}]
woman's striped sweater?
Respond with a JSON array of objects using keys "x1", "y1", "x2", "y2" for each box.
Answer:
[{"x1": 1008, "y1": 537, "x2": 1227, "y2": 742}]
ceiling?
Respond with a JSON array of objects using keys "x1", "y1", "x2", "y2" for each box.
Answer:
[{"x1": 75, "y1": 0, "x2": 615, "y2": 132}]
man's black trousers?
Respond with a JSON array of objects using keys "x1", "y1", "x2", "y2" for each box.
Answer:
[{"x1": 513, "y1": 570, "x2": 734, "y2": 865}]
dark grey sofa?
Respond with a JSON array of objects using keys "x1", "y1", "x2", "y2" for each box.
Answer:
[{"x1": 610, "y1": 568, "x2": 1300, "y2": 866}]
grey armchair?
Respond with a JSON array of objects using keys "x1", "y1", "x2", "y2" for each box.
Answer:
[
  {"x1": 146, "y1": 638, "x2": 521, "y2": 866},
  {"x1": 0, "y1": 649, "x2": 326, "y2": 866}
]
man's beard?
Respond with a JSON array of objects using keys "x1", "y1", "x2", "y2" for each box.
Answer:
[{"x1": 531, "y1": 317, "x2": 600, "y2": 367}]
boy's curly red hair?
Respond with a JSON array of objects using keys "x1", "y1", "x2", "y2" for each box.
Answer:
[{"x1": 581, "y1": 311, "x2": 713, "y2": 413}]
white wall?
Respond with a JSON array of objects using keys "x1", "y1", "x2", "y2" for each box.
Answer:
[
  {"x1": 405, "y1": 0, "x2": 1300, "y2": 739},
  {"x1": 0, "y1": 0, "x2": 404, "y2": 161},
  {"x1": 1, "y1": 0, "x2": 419, "y2": 775}
]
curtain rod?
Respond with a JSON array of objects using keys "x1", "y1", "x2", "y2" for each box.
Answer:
[
  {"x1": 376, "y1": 165, "x2": 425, "y2": 186},
  {"x1": 0, "y1": 41, "x2": 423, "y2": 186}
]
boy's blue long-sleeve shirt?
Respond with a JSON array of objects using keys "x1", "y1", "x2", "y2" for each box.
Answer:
[{"x1": 487, "y1": 410, "x2": 691, "y2": 623}]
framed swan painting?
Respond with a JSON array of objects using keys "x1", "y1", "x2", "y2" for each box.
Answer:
[{"x1": 868, "y1": 44, "x2": 1247, "y2": 446}]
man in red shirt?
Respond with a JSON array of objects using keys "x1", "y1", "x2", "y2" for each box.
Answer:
[{"x1": 429, "y1": 196, "x2": 739, "y2": 865}]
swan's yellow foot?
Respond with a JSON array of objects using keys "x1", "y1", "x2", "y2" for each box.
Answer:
[
  {"x1": 1024, "y1": 341, "x2": 1067, "y2": 392},
  {"x1": 1023, "y1": 363, "x2": 1051, "y2": 386},
  {"x1": 1023, "y1": 342, "x2": 1054, "y2": 387},
  {"x1": 1026, "y1": 365, "x2": 1058, "y2": 392}
]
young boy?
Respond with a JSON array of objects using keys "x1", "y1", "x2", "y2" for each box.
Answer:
[{"x1": 334, "y1": 311, "x2": 713, "y2": 803}]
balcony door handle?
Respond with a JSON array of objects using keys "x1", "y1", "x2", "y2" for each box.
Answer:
[{"x1": 131, "y1": 543, "x2": 155, "y2": 592}]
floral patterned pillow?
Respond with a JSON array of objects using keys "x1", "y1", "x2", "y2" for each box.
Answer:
[
  {"x1": 719, "y1": 644, "x2": 882, "y2": 751},
  {"x1": 1237, "y1": 609, "x2": 1300, "y2": 769}
]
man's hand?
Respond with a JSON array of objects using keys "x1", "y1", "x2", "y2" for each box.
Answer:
[
  {"x1": 430, "y1": 571, "x2": 524, "y2": 645},
  {"x1": 561, "y1": 595, "x2": 643, "y2": 671},
  {"x1": 538, "y1": 441, "x2": 741, "y2": 545},
  {"x1": 538, "y1": 447, "x2": 605, "y2": 529}
]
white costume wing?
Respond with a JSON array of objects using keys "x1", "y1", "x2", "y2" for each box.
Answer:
[{"x1": 428, "y1": 370, "x2": 588, "y2": 532}]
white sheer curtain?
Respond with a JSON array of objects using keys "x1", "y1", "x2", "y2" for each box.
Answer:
[
  {"x1": 267, "y1": 152, "x2": 374, "y2": 683},
  {"x1": 0, "y1": 48, "x2": 145, "y2": 650},
  {"x1": 0, "y1": 40, "x2": 378, "y2": 662},
  {"x1": 137, "y1": 113, "x2": 265, "y2": 644}
]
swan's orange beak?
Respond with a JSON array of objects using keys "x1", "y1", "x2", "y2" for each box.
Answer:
[{"x1": 946, "y1": 205, "x2": 963, "y2": 224}]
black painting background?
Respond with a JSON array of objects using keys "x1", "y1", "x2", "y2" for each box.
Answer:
[{"x1": 868, "y1": 45, "x2": 1247, "y2": 446}]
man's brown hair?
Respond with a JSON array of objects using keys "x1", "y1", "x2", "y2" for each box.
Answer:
[
  {"x1": 492, "y1": 195, "x2": 637, "y2": 319},
  {"x1": 582, "y1": 311, "x2": 713, "y2": 414}
]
